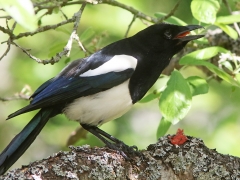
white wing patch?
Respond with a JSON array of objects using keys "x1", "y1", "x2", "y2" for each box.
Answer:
[{"x1": 80, "y1": 55, "x2": 137, "y2": 77}]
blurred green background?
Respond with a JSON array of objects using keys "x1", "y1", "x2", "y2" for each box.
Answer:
[{"x1": 0, "y1": 0, "x2": 240, "y2": 171}]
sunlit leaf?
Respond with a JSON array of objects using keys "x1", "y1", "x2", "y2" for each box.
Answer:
[
  {"x1": 0, "y1": 0, "x2": 37, "y2": 31},
  {"x1": 180, "y1": 46, "x2": 228, "y2": 61},
  {"x1": 186, "y1": 76, "x2": 209, "y2": 96},
  {"x1": 214, "y1": 23, "x2": 238, "y2": 40},
  {"x1": 180, "y1": 54, "x2": 240, "y2": 87},
  {"x1": 159, "y1": 70, "x2": 192, "y2": 125},
  {"x1": 216, "y1": 14, "x2": 240, "y2": 24},
  {"x1": 191, "y1": 0, "x2": 220, "y2": 24}
]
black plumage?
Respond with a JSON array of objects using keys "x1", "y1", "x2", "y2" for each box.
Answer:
[{"x1": 0, "y1": 23, "x2": 203, "y2": 175}]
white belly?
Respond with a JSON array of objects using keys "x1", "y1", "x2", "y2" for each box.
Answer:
[{"x1": 63, "y1": 80, "x2": 133, "y2": 126}]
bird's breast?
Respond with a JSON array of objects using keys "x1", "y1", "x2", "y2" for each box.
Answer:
[{"x1": 63, "y1": 80, "x2": 133, "y2": 126}]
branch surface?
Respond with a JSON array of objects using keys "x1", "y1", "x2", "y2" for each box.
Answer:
[{"x1": 1, "y1": 136, "x2": 239, "y2": 180}]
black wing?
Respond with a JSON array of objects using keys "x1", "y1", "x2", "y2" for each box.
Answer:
[
  {"x1": 8, "y1": 57, "x2": 134, "y2": 119},
  {"x1": 8, "y1": 69, "x2": 133, "y2": 119}
]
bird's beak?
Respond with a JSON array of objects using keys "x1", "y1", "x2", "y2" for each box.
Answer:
[{"x1": 174, "y1": 25, "x2": 204, "y2": 41}]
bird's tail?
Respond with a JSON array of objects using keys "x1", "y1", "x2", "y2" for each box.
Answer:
[{"x1": 0, "y1": 108, "x2": 57, "y2": 175}]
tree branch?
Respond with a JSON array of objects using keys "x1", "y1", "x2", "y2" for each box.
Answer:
[
  {"x1": 124, "y1": 15, "x2": 136, "y2": 38},
  {"x1": 0, "y1": 94, "x2": 29, "y2": 102},
  {"x1": 0, "y1": 0, "x2": 184, "y2": 63},
  {"x1": 157, "y1": 0, "x2": 182, "y2": 23},
  {"x1": 0, "y1": 39, "x2": 11, "y2": 60},
  {"x1": 100, "y1": 0, "x2": 158, "y2": 23},
  {"x1": 1, "y1": 136, "x2": 239, "y2": 179},
  {"x1": 0, "y1": 85, "x2": 31, "y2": 102},
  {"x1": 9, "y1": 3, "x2": 86, "y2": 65}
]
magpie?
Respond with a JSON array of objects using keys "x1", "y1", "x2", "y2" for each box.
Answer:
[{"x1": 0, "y1": 23, "x2": 204, "y2": 175}]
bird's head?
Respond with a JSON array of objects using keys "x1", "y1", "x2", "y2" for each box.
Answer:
[{"x1": 134, "y1": 23, "x2": 204, "y2": 54}]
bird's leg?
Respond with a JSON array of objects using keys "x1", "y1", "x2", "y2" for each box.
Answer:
[{"x1": 80, "y1": 123, "x2": 138, "y2": 158}]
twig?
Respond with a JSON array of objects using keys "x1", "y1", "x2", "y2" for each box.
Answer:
[
  {"x1": 0, "y1": 95, "x2": 30, "y2": 102},
  {"x1": 223, "y1": 0, "x2": 240, "y2": 37},
  {"x1": 57, "y1": 2, "x2": 87, "y2": 58},
  {"x1": 100, "y1": 0, "x2": 158, "y2": 23},
  {"x1": 125, "y1": 15, "x2": 136, "y2": 38},
  {"x1": 157, "y1": 0, "x2": 182, "y2": 23},
  {"x1": 33, "y1": 0, "x2": 51, "y2": 7},
  {"x1": 60, "y1": 9, "x2": 68, "y2": 20},
  {"x1": 58, "y1": 0, "x2": 158, "y2": 23},
  {"x1": 11, "y1": 42, "x2": 50, "y2": 64},
  {"x1": 1, "y1": 3, "x2": 84, "y2": 41},
  {"x1": 0, "y1": 26, "x2": 12, "y2": 37},
  {"x1": 11, "y1": 21, "x2": 17, "y2": 31},
  {"x1": 0, "y1": 0, "x2": 164, "y2": 63},
  {"x1": 0, "y1": 0, "x2": 158, "y2": 24},
  {"x1": 0, "y1": 18, "x2": 75, "y2": 41},
  {"x1": 12, "y1": 3, "x2": 86, "y2": 64},
  {"x1": 71, "y1": 3, "x2": 86, "y2": 53},
  {"x1": 0, "y1": 39, "x2": 11, "y2": 60},
  {"x1": 0, "y1": 20, "x2": 15, "y2": 60},
  {"x1": 14, "y1": 18, "x2": 76, "y2": 40}
]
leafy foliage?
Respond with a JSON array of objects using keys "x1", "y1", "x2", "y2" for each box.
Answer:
[
  {"x1": 191, "y1": 0, "x2": 220, "y2": 24},
  {"x1": 186, "y1": 76, "x2": 209, "y2": 96},
  {"x1": 0, "y1": 0, "x2": 37, "y2": 31},
  {"x1": 179, "y1": 47, "x2": 240, "y2": 88},
  {"x1": 159, "y1": 70, "x2": 192, "y2": 125},
  {"x1": 157, "y1": 71, "x2": 192, "y2": 137}
]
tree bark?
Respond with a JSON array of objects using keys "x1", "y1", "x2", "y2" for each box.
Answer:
[{"x1": 1, "y1": 135, "x2": 239, "y2": 180}]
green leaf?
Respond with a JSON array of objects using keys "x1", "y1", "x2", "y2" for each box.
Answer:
[
  {"x1": 156, "y1": 117, "x2": 171, "y2": 138},
  {"x1": 214, "y1": 23, "x2": 238, "y2": 40},
  {"x1": 159, "y1": 70, "x2": 192, "y2": 125},
  {"x1": 181, "y1": 46, "x2": 228, "y2": 61},
  {"x1": 180, "y1": 54, "x2": 240, "y2": 87},
  {"x1": 182, "y1": 46, "x2": 228, "y2": 61},
  {"x1": 154, "y1": 12, "x2": 187, "y2": 26},
  {"x1": 191, "y1": 0, "x2": 220, "y2": 24},
  {"x1": 0, "y1": 0, "x2": 37, "y2": 31},
  {"x1": 186, "y1": 76, "x2": 209, "y2": 96},
  {"x1": 80, "y1": 27, "x2": 95, "y2": 42},
  {"x1": 216, "y1": 14, "x2": 240, "y2": 24},
  {"x1": 194, "y1": 37, "x2": 209, "y2": 45},
  {"x1": 139, "y1": 92, "x2": 159, "y2": 103}
]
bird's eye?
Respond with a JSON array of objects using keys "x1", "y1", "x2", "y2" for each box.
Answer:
[{"x1": 164, "y1": 30, "x2": 172, "y2": 39}]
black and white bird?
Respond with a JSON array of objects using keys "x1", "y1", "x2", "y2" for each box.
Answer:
[{"x1": 0, "y1": 23, "x2": 203, "y2": 175}]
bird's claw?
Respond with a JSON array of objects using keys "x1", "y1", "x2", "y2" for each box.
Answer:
[{"x1": 105, "y1": 141, "x2": 140, "y2": 159}]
